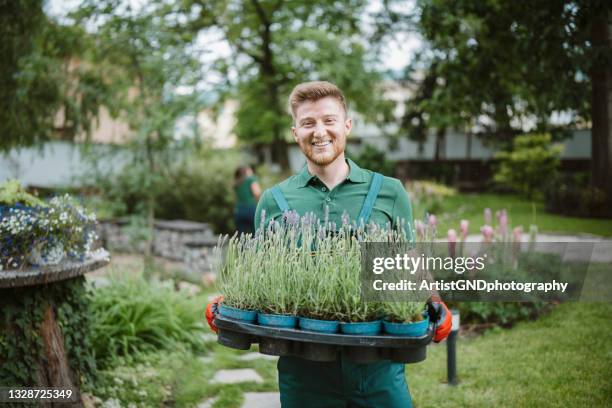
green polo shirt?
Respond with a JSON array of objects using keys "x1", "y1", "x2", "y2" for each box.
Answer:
[{"x1": 254, "y1": 159, "x2": 414, "y2": 240}]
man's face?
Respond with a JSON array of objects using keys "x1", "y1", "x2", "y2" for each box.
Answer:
[{"x1": 292, "y1": 96, "x2": 352, "y2": 167}]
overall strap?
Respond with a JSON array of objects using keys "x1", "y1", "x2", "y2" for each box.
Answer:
[
  {"x1": 271, "y1": 185, "x2": 290, "y2": 213},
  {"x1": 357, "y1": 172, "x2": 383, "y2": 226}
]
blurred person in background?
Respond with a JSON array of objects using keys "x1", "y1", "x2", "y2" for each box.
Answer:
[{"x1": 233, "y1": 165, "x2": 262, "y2": 233}]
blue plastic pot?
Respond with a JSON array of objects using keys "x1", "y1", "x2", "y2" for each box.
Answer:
[
  {"x1": 340, "y1": 320, "x2": 382, "y2": 336},
  {"x1": 219, "y1": 304, "x2": 257, "y2": 323},
  {"x1": 258, "y1": 313, "x2": 298, "y2": 328},
  {"x1": 383, "y1": 316, "x2": 430, "y2": 337},
  {"x1": 299, "y1": 317, "x2": 339, "y2": 333}
]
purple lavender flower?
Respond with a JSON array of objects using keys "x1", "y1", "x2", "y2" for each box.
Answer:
[
  {"x1": 341, "y1": 211, "x2": 350, "y2": 227},
  {"x1": 283, "y1": 210, "x2": 300, "y2": 227}
]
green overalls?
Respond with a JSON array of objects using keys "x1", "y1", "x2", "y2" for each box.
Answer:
[{"x1": 265, "y1": 169, "x2": 413, "y2": 408}]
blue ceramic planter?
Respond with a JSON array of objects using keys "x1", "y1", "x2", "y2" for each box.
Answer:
[
  {"x1": 383, "y1": 316, "x2": 430, "y2": 337},
  {"x1": 340, "y1": 320, "x2": 382, "y2": 336},
  {"x1": 299, "y1": 317, "x2": 339, "y2": 333},
  {"x1": 258, "y1": 313, "x2": 298, "y2": 328},
  {"x1": 219, "y1": 304, "x2": 258, "y2": 323}
]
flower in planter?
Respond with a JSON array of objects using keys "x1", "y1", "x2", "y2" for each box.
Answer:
[{"x1": 0, "y1": 192, "x2": 99, "y2": 270}]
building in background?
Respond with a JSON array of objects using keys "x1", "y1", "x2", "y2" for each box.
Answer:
[{"x1": 1, "y1": 81, "x2": 592, "y2": 190}]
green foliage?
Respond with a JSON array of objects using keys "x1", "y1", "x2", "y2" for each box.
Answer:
[
  {"x1": 254, "y1": 163, "x2": 289, "y2": 191},
  {"x1": 545, "y1": 173, "x2": 610, "y2": 218},
  {"x1": 451, "y1": 251, "x2": 561, "y2": 326},
  {"x1": 0, "y1": 180, "x2": 45, "y2": 207},
  {"x1": 393, "y1": 0, "x2": 594, "y2": 144},
  {"x1": 0, "y1": 277, "x2": 97, "y2": 388},
  {"x1": 351, "y1": 145, "x2": 396, "y2": 176},
  {"x1": 0, "y1": 1, "x2": 110, "y2": 151},
  {"x1": 93, "y1": 351, "x2": 186, "y2": 407},
  {"x1": 383, "y1": 302, "x2": 425, "y2": 323},
  {"x1": 494, "y1": 133, "x2": 562, "y2": 198},
  {"x1": 408, "y1": 302, "x2": 612, "y2": 406},
  {"x1": 406, "y1": 180, "x2": 456, "y2": 215},
  {"x1": 73, "y1": 0, "x2": 205, "y2": 251},
  {"x1": 173, "y1": 0, "x2": 393, "y2": 167},
  {"x1": 88, "y1": 274, "x2": 207, "y2": 367},
  {"x1": 88, "y1": 146, "x2": 241, "y2": 234},
  {"x1": 456, "y1": 301, "x2": 546, "y2": 326},
  {"x1": 154, "y1": 148, "x2": 241, "y2": 234}
]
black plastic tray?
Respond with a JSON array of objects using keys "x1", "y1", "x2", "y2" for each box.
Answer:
[{"x1": 215, "y1": 315, "x2": 434, "y2": 364}]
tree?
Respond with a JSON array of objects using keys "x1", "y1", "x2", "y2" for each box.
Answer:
[
  {"x1": 0, "y1": 0, "x2": 108, "y2": 151},
  {"x1": 74, "y1": 0, "x2": 204, "y2": 255},
  {"x1": 388, "y1": 0, "x2": 611, "y2": 198},
  {"x1": 165, "y1": 0, "x2": 393, "y2": 169}
]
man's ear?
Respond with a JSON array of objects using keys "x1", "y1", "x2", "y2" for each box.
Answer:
[
  {"x1": 344, "y1": 117, "x2": 352, "y2": 136},
  {"x1": 291, "y1": 126, "x2": 298, "y2": 142}
]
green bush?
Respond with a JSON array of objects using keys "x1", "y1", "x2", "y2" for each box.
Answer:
[
  {"x1": 154, "y1": 148, "x2": 241, "y2": 233},
  {"x1": 545, "y1": 173, "x2": 610, "y2": 217},
  {"x1": 350, "y1": 144, "x2": 396, "y2": 176},
  {"x1": 89, "y1": 147, "x2": 241, "y2": 234},
  {"x1": 88, "y1": 274, "x2": 207, "y2": 367},
  {"x1": 406, "y1": 180, "x2": 456, "y2": 215},
  {"x1": 0, "y1": 179, "x2": 45, "y2": 207},
  {"x1": 494, "y1": 133, "x2": 562, "y2": 199},
  {"x1": 455, "y1": 301, "x2": 547, "y2": 326}
]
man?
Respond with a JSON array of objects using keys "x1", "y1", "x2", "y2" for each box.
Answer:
[{"x1": 207, "y1": 81, "x2": 451, "y2": 407}]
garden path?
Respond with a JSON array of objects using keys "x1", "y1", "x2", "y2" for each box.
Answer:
[
  {"x1": 451, "y1": 234, "x2": 612, "y2": 262},
  {"x1": 211, "y1": 368, "x2": 264, "y2": 384},
  {"x1": 241, "y1": 392, "x2": 281, "y2": 407}
]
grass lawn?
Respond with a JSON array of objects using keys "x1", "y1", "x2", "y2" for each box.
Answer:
[
  {"x1": 412, "y1": 193, "x2": 612, "y2": 237},
  {"x1": 100, "y1": 301, "x2": 611, "y2": 407},
  {"x1": 407, "y1": 301, "x2": 612, "y2": 407}
]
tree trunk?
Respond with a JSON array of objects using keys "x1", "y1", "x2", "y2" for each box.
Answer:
[
  {"x1": 144, "y1": 132, "x2": 156, "y2": 257},
  {"x1": 434, "y1": 127, "x2": 446, "y2": 161},
  {"x1": 251, "y1": 0, "x2": 290, "y2": 171},
  {"x1": 590, "y1": 8, "x2": 612, "y2": 199},
  {"x1": 466, "y1": 131, "x2": 472, "y2": 160},
  {"x1": 271, "y1": 139, "x2": 289, "y2": 170},
  {"x1": 145, "y1": 192, "x2": 155, "y2": 257}
]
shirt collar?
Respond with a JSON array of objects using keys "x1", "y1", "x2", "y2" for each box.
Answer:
[{"x1": 297, "y1": 158, "x2": 368, "y2": 188}]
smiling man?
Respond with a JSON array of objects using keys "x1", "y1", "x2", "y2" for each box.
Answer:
[{"x1": 206, "y1": 81, "x2": 451, "y2": 407}]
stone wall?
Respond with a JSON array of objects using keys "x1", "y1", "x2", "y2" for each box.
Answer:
[
  {"x1": 97, "y1": 218, "x2": 214, "y2": 260},
  {"x1": 183, "y1": 238, "x2": 221, "y2": 279}
]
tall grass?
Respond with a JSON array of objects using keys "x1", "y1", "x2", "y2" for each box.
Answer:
[{"x1": 88, "y1": 274, "x2": 207, "y2": 367}]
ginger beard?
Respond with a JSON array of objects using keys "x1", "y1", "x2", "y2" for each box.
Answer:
[
  {"x1": 298, "y1": 131, "x2": 346, "y2": 166},
  {"x1": 292, "y1": 97, "x2": 350, "y2": 167}
]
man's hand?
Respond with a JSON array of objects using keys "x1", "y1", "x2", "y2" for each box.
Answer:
[
  {"x1": 427, "y1": 296, "x2": 452, "y2": 343},
  {"x1": 205, "y1": 295, "x2": 224, "y2": 334}
]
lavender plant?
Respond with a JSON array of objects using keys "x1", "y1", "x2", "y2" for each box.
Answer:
[
  {"x1": 383, "y1": 302, "x2": 425, "y2": 323},
  {"x1": 216, "y1": 211, "x2": 424, "y2": 323}
]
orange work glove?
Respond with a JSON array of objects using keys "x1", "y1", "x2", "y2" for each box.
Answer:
[
  {"x1": 205, "y1": 295, "x2": 224, "y2": 334},
  {"x1": 427, "y1": 296, "x2": 452, "y2": 343}
]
